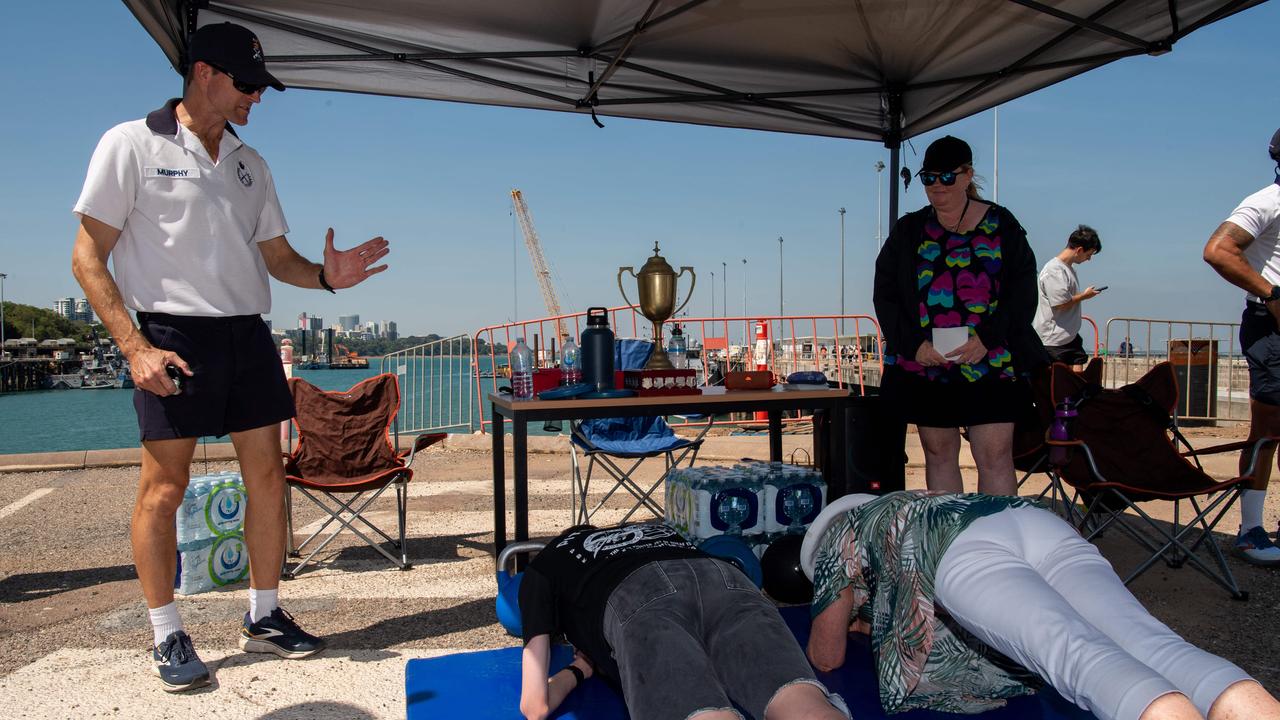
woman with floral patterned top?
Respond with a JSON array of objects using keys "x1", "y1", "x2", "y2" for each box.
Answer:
[
  {"x1": 873, "y1": 135, "x2": 1048, "y2": 495},
  {"x1": 799, "y1": 491, "x2": 1280, "y2": 720}
]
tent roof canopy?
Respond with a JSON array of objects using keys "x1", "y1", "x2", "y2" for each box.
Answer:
[{"x1": 123, "y1": 0, "x2": 1261, "y2": 145}]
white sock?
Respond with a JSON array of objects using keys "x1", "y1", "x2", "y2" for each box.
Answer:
[
  {"x1": 1240, "y1": 489, "x2": 1267, "y2": 533},
  {"x1": 149, "y1": 602, "x2": 183, "y2": 648},
  {"x1": 249, "y1": 587, "x2": 278, "y2": 623}
]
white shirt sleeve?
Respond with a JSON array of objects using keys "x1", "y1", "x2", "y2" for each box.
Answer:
[
  {"x1": 252, "y1": 159, "x2": 289, "y2": 243},
  {"x1": 1227, "y1": 189, "x2": 1280, "y2": 239},
  {"x1": 73, "y1": 127, "x2": 137, "y2": 230}
]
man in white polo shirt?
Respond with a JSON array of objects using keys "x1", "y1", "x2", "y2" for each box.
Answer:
[
  {"x1": 1203, "y1": 127, "x2": 1280, "y2": 568},
  {"x1": 71, "y1": 23, "x2": 391, "y2": 691}
]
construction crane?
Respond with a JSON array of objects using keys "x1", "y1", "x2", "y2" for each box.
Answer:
[{"x1": 510, "y1": 189, "x2": 567, "y2": 342}]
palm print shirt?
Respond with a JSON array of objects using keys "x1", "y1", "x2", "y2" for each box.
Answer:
[
  {"x1": 811, "y1": 491, "x2": 1041, "y2": 714},
  {"x1": 892, "y1": 207, "x2": 1016, "y2": 382}
]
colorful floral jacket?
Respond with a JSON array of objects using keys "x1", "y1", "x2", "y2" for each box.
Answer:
[{"x1": 811, "y1": 491, "x2": 1042, "y2": 714}]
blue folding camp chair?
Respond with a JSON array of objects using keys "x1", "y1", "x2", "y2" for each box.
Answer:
[{"x1": 569, "y1": 339, "x2": 712, "y2": 524}]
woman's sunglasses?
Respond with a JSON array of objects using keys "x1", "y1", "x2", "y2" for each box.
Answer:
[
  {"x1": 918, "y1": 170, "x2": 959, "y2": 187},
  {"x1": 208, "y1": 63, "x2": 268, "y2": 96}
]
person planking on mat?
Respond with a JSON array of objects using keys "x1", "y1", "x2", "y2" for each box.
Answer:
[
  {"x1": 802, "y1": 491, "x2": 1280, "y2": 720},
  {"x1": 518, "y1": 521, "x2": 850, "y2": 720}
]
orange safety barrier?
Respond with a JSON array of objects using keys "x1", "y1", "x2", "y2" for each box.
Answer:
[{"x1": 471, "y1": 309, "x2": 883, "y2": 434}]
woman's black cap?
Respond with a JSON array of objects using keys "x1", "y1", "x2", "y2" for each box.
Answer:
[{"x1": 921, "y1": 135, "x2": 972, "y2": 172}]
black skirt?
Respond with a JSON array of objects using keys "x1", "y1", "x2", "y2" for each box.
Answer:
[{"x1": 881, "y1": 365, "x2": 1030, "y2": 428}]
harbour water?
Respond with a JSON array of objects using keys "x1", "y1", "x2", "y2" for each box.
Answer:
[{"x1": 0, "y1": 366, "x2": 385, "y2": 455}]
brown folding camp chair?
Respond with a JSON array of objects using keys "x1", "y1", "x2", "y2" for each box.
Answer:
[
  {"x1": 1041, "y1": 362, "x2": 1274, "y2": 600},
  {"x1": 283, "y1": 373, "x2": 445, "y2": 577},
  {"x1": 1012, "y1": 358, "x2": 1105, "y2": 513}
]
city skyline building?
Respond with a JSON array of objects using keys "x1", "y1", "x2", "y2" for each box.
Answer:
[{"x1": 53, "y1": 297, "x2": 95, "y2": 324}]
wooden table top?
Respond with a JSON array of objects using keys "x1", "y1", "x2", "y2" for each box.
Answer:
[{"x1": 488, "y1": 386, "x2": 850, "y2": 412}]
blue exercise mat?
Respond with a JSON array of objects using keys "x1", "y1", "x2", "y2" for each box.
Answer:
[{"x1": 405, "y1": 606, "x2": 1098, "y2": 720}]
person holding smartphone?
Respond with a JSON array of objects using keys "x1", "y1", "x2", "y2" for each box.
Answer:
[{"x1": 1033, "y1": 225, "x2": 1104, "y2": 370}]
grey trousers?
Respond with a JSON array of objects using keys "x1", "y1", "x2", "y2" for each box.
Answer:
[{"x1": 601, "y1": 557, "x2": 847, "y2": 720}]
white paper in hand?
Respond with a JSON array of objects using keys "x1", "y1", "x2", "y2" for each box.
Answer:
[{"x1": 931, "y1": 326, "x2": 969, "y2": 358}]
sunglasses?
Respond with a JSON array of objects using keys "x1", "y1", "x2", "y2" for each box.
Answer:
[
  {"x1": 918, "y1": 170, "x2": 960, "y2": 187},
  {"x1": 207, "y1": 63, "x2": 268, "y2": 96}
]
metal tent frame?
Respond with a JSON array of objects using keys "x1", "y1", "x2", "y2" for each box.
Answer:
[{"x1": 123, "y1": 0, "x2": 1265, "y2": 221}]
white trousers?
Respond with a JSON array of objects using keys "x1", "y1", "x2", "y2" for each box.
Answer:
[{"x1": 934, "y1": 506, "x2": 1251, "y2": 720}]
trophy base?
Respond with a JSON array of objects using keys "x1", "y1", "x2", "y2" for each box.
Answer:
[{"x1": 645, "y1": 346, "x2": 675, "y2": 370}]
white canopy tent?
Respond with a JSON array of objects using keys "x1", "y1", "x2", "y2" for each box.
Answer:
[{"x1": 121, "y1": 0, "x2": 1265, "y2": 218}]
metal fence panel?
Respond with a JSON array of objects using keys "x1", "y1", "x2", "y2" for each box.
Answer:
[{"x1": 379, "y1": 334, "x2": 474, "y2": 434}]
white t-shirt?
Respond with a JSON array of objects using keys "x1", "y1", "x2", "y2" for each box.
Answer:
[
  {"x1": 1033, "y1": 256, "x2": 1079, "y2": 347},
  {"x1": 73, "y1": 101, "x2": 289, "y2": 316},
  {"x1": 1228, "y1": 182, "x2": 1280, "y2": 303}
]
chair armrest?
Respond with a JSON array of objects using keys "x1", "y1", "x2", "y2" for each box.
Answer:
[{"x1": 401, "y1": 432, "x2": 447, "y2": 468}]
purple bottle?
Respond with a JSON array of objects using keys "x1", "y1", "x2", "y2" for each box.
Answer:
[{"x1": 1048, "y1": 397, "x2": 1078, "y2": 466}]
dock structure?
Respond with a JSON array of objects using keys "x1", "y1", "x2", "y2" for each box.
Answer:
[{"x1": 0, "y1": 358, "x2": 84, "y2": 393}]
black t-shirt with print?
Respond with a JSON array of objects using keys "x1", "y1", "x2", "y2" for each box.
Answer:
[{"x1": 518, "y1": 523, "x2": 705, "y2": 687}]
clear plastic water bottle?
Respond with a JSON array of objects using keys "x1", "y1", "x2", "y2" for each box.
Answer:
[
  {"x1": 667, "y1": 324, "x2": 687, "y2": 369},
  {"x1": 561, "y1": 339, "x2": 582, "y2": 386},
  {"x1": 510, "y1": 337, "x2": 534, "y2": 400}
]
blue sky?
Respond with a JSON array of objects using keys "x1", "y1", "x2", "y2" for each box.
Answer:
[{"x1": 2, "y1": 2, "x2": 1278, "y2": 341}]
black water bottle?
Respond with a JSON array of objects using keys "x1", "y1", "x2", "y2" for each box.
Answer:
[{"x1": 581, "y1": 307, "x2": 615, "y2": 391}]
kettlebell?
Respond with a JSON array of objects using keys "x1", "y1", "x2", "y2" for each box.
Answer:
[{"x1": 495, "y1": 540, "x2": 546, "y2": 637}]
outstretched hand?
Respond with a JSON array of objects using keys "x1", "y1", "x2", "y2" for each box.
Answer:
[{"x1": 321, "y1": 228, "x2": 389, "y2": 289}]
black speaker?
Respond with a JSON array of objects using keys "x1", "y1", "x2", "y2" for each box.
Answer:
[{"x1": 813, "y1": 391, "x2": 907, "y2": 498}]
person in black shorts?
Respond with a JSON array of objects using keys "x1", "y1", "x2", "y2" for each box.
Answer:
[
  {"x1": 1033, "y1": 225, "x2": 1103, "y2": 371},
  {"x1": 71, "y1": 22, "x2": 391, "y2": 691},
  {"x1": 518, "y1": 522, "x2": 849, "y2": 720},
  {"x1": 1202, "y1": 127, "x2": 1280, "y2": 566}
]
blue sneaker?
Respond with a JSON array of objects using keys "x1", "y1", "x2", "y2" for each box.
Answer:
[
  {"x1": 151, "y1": 630, "x2": 210, "y2": 692},
  {"x1": 238, "y1": 607, "x2": 326, "y2": 659},
  {"x1": 1235, "y1": 526, "x2": 1280, "y2": 566}
]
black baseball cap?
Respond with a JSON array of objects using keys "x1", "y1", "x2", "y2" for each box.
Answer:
[
  {"x1": 189, "y1": 22, "x2": 285, "y2": 92},
  {"x1": 1269, "y1": 127, "x2": 1280, "y2": 162},
  {"x1": 921, "y1": 135, "x2": 972, "y2": 172}
]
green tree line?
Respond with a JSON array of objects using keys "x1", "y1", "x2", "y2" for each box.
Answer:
[
  {"x1": 291, "y1": 332, "x2": 495, "y2": 358},
  {"x1": 1, "y1": 302, "x2": 97, "y2": 345}
]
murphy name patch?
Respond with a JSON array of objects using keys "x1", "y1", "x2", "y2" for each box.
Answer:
[{"x1": 144, "y1": 166, "x2": 201, "y2": 179}]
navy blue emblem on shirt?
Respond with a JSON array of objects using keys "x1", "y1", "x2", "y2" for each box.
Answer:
[{"x1": 237, "y1": 161, "x2": 254, "y2": 188}]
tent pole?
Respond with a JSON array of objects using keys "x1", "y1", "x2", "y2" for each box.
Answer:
[{"x1": 884, "y1": 87, "x2": 903, "y2": 229}]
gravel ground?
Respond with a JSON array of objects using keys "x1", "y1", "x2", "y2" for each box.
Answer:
[{"x1": 0, "y1": 440, "x2": 1277, "y2": 717}]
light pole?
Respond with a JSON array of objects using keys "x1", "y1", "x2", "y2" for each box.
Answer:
[
  {"x1": 0, "y1": 272, "x2": 6, "y2": 362},
  {"x1": 710, "y1": 271, "x2": 716, "y2": 319},
  {"x1": 874, "y1": 161, "x2": 886, "y2": 247},
  {"x1": 777, "y1": 236, "x2": 784, "y2": 317},
  {"x1": 741, "y1": 258, "x2": 747, "y2": 345},
  {"x1": 838, "y1": 207, "x2": 846, "y2": 338}
]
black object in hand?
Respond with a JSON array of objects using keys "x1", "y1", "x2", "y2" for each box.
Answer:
[
  {"x1": 165, "y1": 365, "x2": 184, "y2": 395},
  {"x1": 1095, "y1": 286, "x2": 1108, "y2": 292}
]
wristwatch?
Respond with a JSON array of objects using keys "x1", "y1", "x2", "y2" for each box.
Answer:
[{"x1": 1264, "y1": 285, "x2": 1280, "y2": 304}]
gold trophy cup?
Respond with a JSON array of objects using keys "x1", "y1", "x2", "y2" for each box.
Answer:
[{"x1": 618, "y1": 243, "x2": 696, "y2": 370}]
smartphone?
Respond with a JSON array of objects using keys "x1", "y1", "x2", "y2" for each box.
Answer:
[
  {"x1": 1095, "y1": 285, "x2": 1109, "y2": 292},
  {"x1": 165, "y1": 365, "x2": 185, "y2": 395}
]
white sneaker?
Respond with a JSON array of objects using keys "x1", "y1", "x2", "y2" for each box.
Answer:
[{"x1": 1235, "y1": 527, "x2": 1280, "y2": 566}]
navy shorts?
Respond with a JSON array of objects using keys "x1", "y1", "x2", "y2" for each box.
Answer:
[
  {"x1": 1240, "y1": 303, "x2": 1280, "y2": 406},
  {"x1": 134, "y1": 312, "x2": 295, "y2": 441}
]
